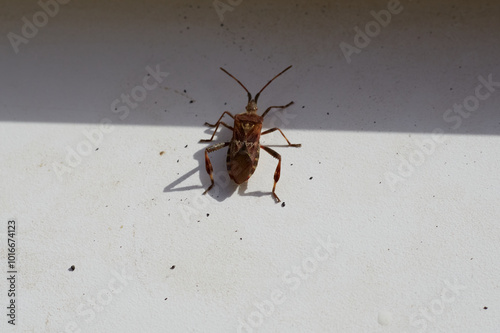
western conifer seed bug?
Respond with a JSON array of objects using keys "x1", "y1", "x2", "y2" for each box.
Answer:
[{"x1": 199, "y1": 65, "x2": 301, "y2": 202}]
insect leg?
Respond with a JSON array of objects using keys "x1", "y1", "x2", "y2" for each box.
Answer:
[
  {"x1": 261, "y1": 101, "x2": 294, "y2": 118},
  {"x1": 261, "y1": 128, "x2": 301, "y2": 147},
  {"x1": 199, "y1": 122, "x2": 234, "y2": 142},
  {"x1": 261, "y1": 145, "x2": 282, "y2": 202},
  {"x1": 203, "y1": 142, "x2": 230, "y2": 195},
  {"x1": 204, "y1": 111, "x2": 235, "y2": 127}
]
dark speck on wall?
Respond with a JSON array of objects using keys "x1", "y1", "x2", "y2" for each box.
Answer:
[
  {"x1": 206, "y1": 213, "x2": 210, "y2": 217},
  {"x1": 170, "y1": 265, "x2": 175, "y2": 270},
  {"x1": 281, "y1": 202, "x2": 285, "y2": 207},
  {"x1": 309, "y1": 176, "x2": 313, "y2": 180},
  {"x1": 68, "y1": 265, "x2": 75, "y2": 271}
]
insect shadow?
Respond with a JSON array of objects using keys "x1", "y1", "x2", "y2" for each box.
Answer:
[
  {"x1": 163, "y1": 132, "x2": 279, "y2": 202},
  {"x1": 162, "y1": 143, "x2": 237, "y2": 202}
]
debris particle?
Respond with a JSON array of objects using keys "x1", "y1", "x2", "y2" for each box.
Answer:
[
  {"x1": 309, "y1": 176, "x2": 313, "y2": 180},
  {"x1": 170, "y1": 265, "x2": 175, "y2": 270},
  {"x1": 68, "y1": 265, "x2": 75, "y2": 272},
  {"x1": 206, "y1": 213, "x2": 210, "y2": 217},
  {"x1": 160, "y1": 151, "x2": 165, "y2": 155},
  {"x1": 281, "y1": 202, "x2": 286, "y2": 207},
  {"x1": 184, "y1": 145, "x2": 188, "y2": 148}
]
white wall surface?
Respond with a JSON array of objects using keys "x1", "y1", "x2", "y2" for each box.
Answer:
[{"x1": 0, "y1": 0, "x2": 499, "y2": 332}]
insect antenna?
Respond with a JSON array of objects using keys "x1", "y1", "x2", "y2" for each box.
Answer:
[
  {"x1": 220, "y1": 67, "x2": 252, "y2": 103},
  {"x1": 254, "y1": 65, "x2": 292, "y2": 103}
]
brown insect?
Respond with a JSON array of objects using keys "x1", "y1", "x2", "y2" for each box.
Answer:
[{"x1": 199, "y1": 65, "x2": 301, "y2": 202}]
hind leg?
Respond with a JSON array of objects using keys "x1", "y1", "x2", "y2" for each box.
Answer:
[
  {"x1": 261, "y1": 145, "x2": 282, "y2": 202},
  {"x1": 203, "y1": 142, "x2": 230, "y2": 194}
]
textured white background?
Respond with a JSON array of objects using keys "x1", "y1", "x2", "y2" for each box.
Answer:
[{"x1": 0, "y1": 0, "x2": 499, "y2": 332}]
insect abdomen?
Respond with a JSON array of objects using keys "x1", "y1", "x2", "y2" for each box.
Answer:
[{"x1": 227, "y1": 142, "x2": 259, "y2": 184}]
